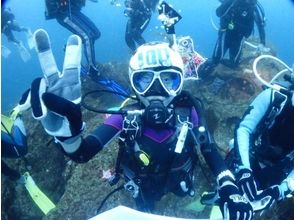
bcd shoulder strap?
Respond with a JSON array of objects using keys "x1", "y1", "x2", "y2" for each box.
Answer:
[{"x1": 263, "y1": 90, "x2": 287, "y2": 130}]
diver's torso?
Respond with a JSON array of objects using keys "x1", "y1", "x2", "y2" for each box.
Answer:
[
  {"x1": 268, "y1": 103, "x2": 294, "y2": 150},
  {"x1": 259, "y1": 103, "x2": 294, "y2": 161},
  {"x1": 229, "y1": 4, "x2": 255, "y2": 35},
  {"x1": 121, "y1": 126, "x2": 196, "y2": 175}
]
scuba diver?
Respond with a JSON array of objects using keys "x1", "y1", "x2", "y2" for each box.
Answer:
[
  {"x1": 211, "y1": 0, "x2": 266, "y2": 68},
  {"x1": 1, "y1": 7, "x2": 32, "y2": 62},
  {"x1": 124, "y1": 0, "x2": 159, "y2": 52},
  {"x1": 17, "y1": 28, "x2": 254, "y2": 219},
  {"x1": 45, "y1": 0, "x2": 101, "y2": 76},
  {"x1": 1, "y1": 108, "x2": 56, "y2": 215},
  {"x1": 231, "y1": 55, "x2": 294, "y2": 212},
  {"x1": 1, "y1": 7, "x2": 29, "y2": 45}
]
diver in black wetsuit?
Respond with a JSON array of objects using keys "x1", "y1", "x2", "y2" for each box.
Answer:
[
  {"x1": 124, "y1": 0, "x2": 159, "y2": 52},
  {"x1": 19, "y1": 28, "x2": 254, "y2": 219},
  {"x1": 212, "y1": 0, "x2": 266, "y2": 68},
  {"x1": 1, "y1": 7, "x2": 29, "y2": 45},
  {"x1": 45, "y1": 0, "x2": 101, "y2": 75}
]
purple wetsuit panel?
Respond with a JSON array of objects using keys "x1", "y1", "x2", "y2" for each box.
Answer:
[
  {"x1": 104, "y1": 114, "x2": 123, "y2": 131},
  {"x1": 103, "y1": 107, "x2": 199, "y2": 143},
  {"x1": 143, "y1": 128, "x2": 174, "y2": 143},
  {"x1": 191, "y1": 107, "x2": 199, "y2": 126}
]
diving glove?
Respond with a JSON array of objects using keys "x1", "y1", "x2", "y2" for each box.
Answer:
[
  {"x1": 17, "y1": 29, "x2": 84, "y2": 141},
  {"x1": 217, "y1": 170, "x2": 253, "y2": 220},
  {"x1": 236, "y1": 167, "x2": 259, "y2": 201}
]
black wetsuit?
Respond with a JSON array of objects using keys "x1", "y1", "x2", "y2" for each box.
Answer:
[
  {"x1": 45, "y1": 0, "x2": 101, "y2": 73},
  {"x1": 124, "y1": 0, "x2": 152, "y2": 52},
  {"x1": 234, "y1": 88, "x2": 294, "y2": 188},
  {"x1": 61, "y1": 92, "x2": 229, "y2": 210},
  {"x1": 212, "y1": 0, "x2": 265, "y2": 67}
]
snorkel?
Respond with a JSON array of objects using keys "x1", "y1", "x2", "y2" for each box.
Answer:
[{"x1": 253, "y1": 55, "x2": 294, "y2": 100}]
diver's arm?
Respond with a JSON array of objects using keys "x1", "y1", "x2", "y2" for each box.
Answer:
[
  {"x1": 195, "y1": 127, "x2": 254, "y2": 219},
  {"x1": 189, "y1": 95, "x2": 229, "y2": 176},
  {"x1": 201, "y1": 141, "x2": 229, "y2": 176},
  {"x1": 61, "y1": 115, "x2": 123, "y2": 163},
  {"x1": 254, "y1": 7, "x2": 266, "y2": 45},
  {"x1": 192, "y1": 121, "x2": 228, "y2": 176},
  {"x1": 63, "y1": 123, "x2": 121, "y2": 163},
  {"x1": 236, "y1": 89, "x2": 272, "y2": 168}
]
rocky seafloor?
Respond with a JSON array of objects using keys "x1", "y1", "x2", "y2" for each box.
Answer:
[{"x1": 2, "y1": 43, "x2": 293, "y2": 220}]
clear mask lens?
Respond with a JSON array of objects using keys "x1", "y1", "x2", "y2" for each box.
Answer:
[
  {"x1": 159, "y1": 70, "x2": 181, "y2": 92},
  {"x1": 133, "y1": 71, "x2": 154, "y2": 93}
]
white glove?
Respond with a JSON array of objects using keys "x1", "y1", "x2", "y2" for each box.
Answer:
[{"x1": 17, "y1": 29, "x2": 83, "y2": 139}]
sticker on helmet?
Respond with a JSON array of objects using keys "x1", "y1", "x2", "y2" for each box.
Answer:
[{"x1": 136, "y1": 48, "x2": 172, "y2": 69}]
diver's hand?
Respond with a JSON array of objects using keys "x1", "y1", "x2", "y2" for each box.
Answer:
[
  {"x1": 19, "y1": 29, "x2": 83, "y2": 139},
  {"x1": 217, "y1": 170, "x2": 253, "y2": 220},
  {"x1": 251, "y1": 185, "x2": 280, "y2": 212},
  {"x1": 219, "y1": 181, "x2": 253, "y2": 220},
  {"x1": 35, "y1": 29, "x2": 82, "y2": 104},
  {"x1": 35, "y1": 29, "x2": 83, "y2": 138},
  {"x1": 236, "y1": 167, "x2": 259, "y2": 201}
]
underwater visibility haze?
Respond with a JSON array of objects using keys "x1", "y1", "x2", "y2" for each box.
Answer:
[{"x1": 1, "y1": 1, "x2": 294, "y2": 220}]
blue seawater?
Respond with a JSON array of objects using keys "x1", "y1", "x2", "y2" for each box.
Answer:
[{"x1": 1, "y1": 0, "x2": 294, "y2": 113}]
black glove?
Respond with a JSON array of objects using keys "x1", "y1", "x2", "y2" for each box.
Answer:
[
  {"x1": 217, "y1": 170, "x2": 253, "y2": 220},
  {"x1": 219, "y1": 182, "x2": 253, "y2": 220},
  {"x1": 236, "y1": 167, "x2": 259, "y2": 201}
]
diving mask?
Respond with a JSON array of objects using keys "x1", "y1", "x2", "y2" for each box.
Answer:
[{"x1": 130, "y1": 68, "x2": 183, "y2": 96}]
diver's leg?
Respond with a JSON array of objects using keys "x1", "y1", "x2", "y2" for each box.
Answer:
[
  {"x1": 229, "y1": 33, "x2": 244, "y2": 68},
  {"x1": 1, "y1": 131, "x2": 27, "y2": 158},
  {"x1": 3, "y1": 29, "x2": 20, "y2": 44},
  {"x1": 56, "y1": 11, "x2": 98, "y2": 71},
  {"x1": 125, "y1": 19, "x2": 137, "y2": 52},
  {"x1": 1, "y1": 160, "x2": 21, "y2": 181},
  {"x1": 70, "y1": 11, "x2": 100, "y2": 71},
  {"x1": 212, "y1": 31, "x2": 227, "y2": 65},
  {"x1": 133, "y1": 16, "x2": 151, "y2": 46}
]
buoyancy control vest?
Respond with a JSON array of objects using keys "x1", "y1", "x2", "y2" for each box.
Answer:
[
  {"x1": 114, "y1": 91, "x2": 204, "y2": 199},
  {"x1": 254, "y1": 89, "x2": 294, "y2": 163}
]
